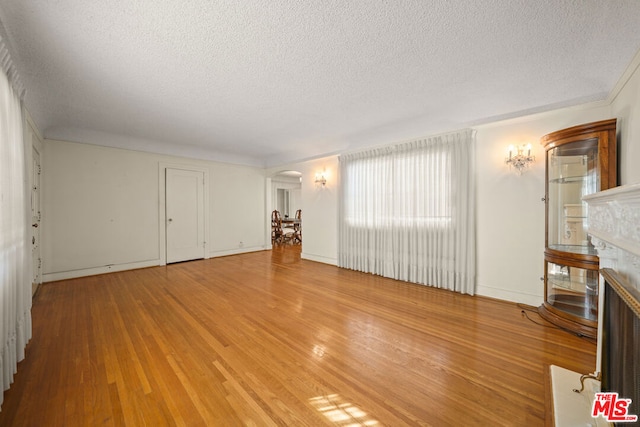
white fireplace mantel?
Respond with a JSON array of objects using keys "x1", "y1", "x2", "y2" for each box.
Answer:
[
  {"x1": 584, "y1": 182, "x2": 640, "y2": 292},
  {"x1": 550, "y1": 182, "x2": 640, "y2": 427}
]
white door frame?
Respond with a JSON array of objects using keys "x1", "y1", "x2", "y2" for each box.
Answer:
[
  {"x1": 158, "y1": 162, "x2": 210, "y2": 265},
  {"x1": 27, "y1": 113, "x2": 44, "y2": 295},
  {"x1": 31, "y1": 145, "x2": 42, "y2": 290},
  {"x1": 265, "y1": 177, "x2": 272, "y2": 248}
]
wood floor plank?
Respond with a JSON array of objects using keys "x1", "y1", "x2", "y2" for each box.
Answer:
[{"x1": 0, "y1": 245, "x2": 596, "y2": 426}]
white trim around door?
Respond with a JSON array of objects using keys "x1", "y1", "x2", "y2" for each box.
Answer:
[{"x1": 158, "y1": 163, "x2": 210, "y2": 265}]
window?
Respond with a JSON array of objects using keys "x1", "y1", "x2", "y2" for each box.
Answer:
[
  {"x1": 338, "y1": 130, "x2": 476, "y2": 295},
  {"x1": 342, "y1": 143, "x2": 452, "y2": 228}
]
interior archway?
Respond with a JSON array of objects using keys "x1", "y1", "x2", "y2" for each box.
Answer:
[
  {"x1": 271, "y1": 170, "x2": 302, "y2": 218},
  {"x1": 269, "y1": 170, "x2": 303, "y2": 250}
]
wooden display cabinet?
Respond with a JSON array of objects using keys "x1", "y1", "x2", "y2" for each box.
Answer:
[{"x1": 538, "y1": 119, "x2": 617, "y2": 338}]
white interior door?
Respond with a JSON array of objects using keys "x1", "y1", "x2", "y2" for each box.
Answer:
[
  {"x1": 31, "y1": 147, "x2": 41, "y2": 288},
  {"x1": 166, "y1": 168, "x2": 205, "y2": 263}
]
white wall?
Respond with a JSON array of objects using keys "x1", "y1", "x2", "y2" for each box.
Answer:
[
  {"x1": 299, "y1": 157, "x2": 339, "y2": 264},
  {"x1": 42, "y1": 139, "x2": 266, "y2": 281},
  {"x1": 611, "y1": 59, "x2": 640, "y2": 186},
  {"x1": 209, "y1": 161, "x2": 266, "y2": 255},
  {"x1": 474, "y1": 105, "x2": 612, "y2": 305}
]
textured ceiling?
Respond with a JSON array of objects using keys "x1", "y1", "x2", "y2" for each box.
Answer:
[{"x1": 1, "y1": 1, "x2": 640, "y2": 167}]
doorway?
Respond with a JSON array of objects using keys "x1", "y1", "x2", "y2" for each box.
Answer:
[
  {"x1": 269, "y1": 170, "x2": 302, "y2": 250},
  {"x1": 165, "y1": 168, "x2": 206, "y2": 263},
  {"x1": 272, "y1": 171, "x2": 302, "y2": 220}
]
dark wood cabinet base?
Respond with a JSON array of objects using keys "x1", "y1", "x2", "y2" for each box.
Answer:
[{"x1": 538, "y1": 303, "x2": 597, "y2": 339}]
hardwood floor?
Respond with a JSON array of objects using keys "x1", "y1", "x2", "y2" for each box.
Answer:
[{"x1": 0, "y1": 246, "x2": 595, "y2": 426}]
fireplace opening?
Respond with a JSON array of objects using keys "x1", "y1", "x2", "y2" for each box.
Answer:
[{"x1": 601, "y1": 268, "x2": 640, "y2": 422}]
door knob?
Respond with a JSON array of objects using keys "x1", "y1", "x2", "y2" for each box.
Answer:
[
  {"x1": 168, "y1": 218, "x2": 173, "y2": 222},
  {"x1": 32, "y1": 223, "x2": 38, "y2": 228}
]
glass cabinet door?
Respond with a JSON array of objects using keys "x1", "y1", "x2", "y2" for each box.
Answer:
[
  {"x1": 547, "y1": 138, "x2": 599, "y2": 256},
  {"x1": 546, "y1": 261, "x2": 598, "y2": 322},
  {"x1": 539, "y1": 119, "x2": 617, "y2": 338}
]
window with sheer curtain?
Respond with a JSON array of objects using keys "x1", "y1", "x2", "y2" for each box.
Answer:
[
  {"x1": 338, "y1": 129, "x2": 476, "y2": 295},
  {"x1": 0, "y1": 34, "x2": 31, "y2": 408}
]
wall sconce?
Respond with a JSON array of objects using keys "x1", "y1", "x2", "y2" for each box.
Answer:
[
  {"x1": 505, "y1": 144, "x2": 535, "y2": 174},
  {"x1": 314, "y1": 171, "x2": 327, "y2": 187}
]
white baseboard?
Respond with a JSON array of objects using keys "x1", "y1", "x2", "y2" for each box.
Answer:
[
  {"x1": 42, "y1": 247, "x2": 271, "y2": 282},
  {"x1": 209, "y1": 246, "x2": 269, "y2": 258},
  {"x1": 476, "y1": 284, "x2": 543, "y2": 306},
  {"x1": 301, "y1": 252, "x2": 337, "y2": 266},
  {"x1": 43, "y1": 259, "x2": 161, "y2": 282}
]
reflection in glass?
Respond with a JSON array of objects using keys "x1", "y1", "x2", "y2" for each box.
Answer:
[
  {"x1": 546, "y1": 261, "x2": 598, "y2": 322},
  {"x1": 547, "y1": 138, "x2": 599, "y2": 256}
]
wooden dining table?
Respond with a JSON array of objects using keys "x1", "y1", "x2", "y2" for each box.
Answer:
[{"x1": 280, "y1": 217, "x2": 301, "y2": 226}]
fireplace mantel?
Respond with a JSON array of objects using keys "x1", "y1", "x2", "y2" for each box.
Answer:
[
  {"x1": 584, "y1": 182, "x2": 640, "y2": 291},
  {"x1": 549, "y1": 182, "x2": 640, "y2": 427}
]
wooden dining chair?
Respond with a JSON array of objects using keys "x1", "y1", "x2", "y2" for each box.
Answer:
[
  {"x1": 272, "y1": 210, "x2": 294, "y2": 244},
  {"x1": 281, "y1": 215, "x2": 295, "y2": 243},
  {"x1": 271, "y1": 210, "x2": 283, "y2": 244},
  {"x1": 293, "y1": 209, "x2": 302, "y2": 243}
]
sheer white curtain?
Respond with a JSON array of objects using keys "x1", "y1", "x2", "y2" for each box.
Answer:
[
  {"x1": 0, "y1": 33, "x2": 31, "y2": 407},
  {"x1": 338, "y1": 129, "x2": 476, "y2": 294}
]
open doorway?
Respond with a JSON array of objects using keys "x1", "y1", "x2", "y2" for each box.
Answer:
[{"x1": 270, "y1": 170, "x2": 302, "y2": 250}]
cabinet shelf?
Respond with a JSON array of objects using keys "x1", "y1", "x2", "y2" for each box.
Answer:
[
  {"x1": 548, "y1": 277, "x2": 587, "y2": 293},
  {"x1": 546, "y1": 294, "x2": 598, "y2": 322},
  {"x1": 548, "y1": 244, "x2": 597, "y2": 256},
  {"x1": 548, "y1": 176, "x2": 586, "y2": 184}
]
